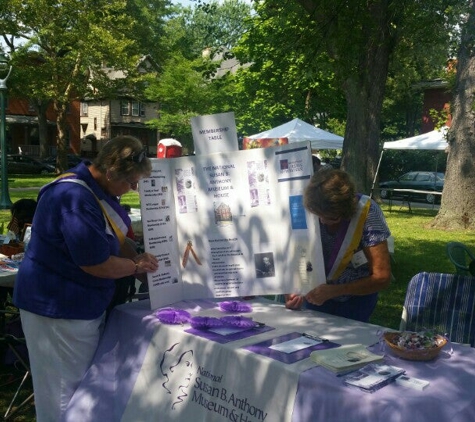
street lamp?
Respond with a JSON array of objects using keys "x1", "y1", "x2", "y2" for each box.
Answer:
[{"x1": 0, "y1": 52, "x2": 13, "y2": 209}]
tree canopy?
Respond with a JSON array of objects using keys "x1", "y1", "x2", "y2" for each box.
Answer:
[
  {"x1": 143, "y1": 0, "x2": 253, "y2": 150},
  {"x1": 1, "y1": 0, "x2": 470, "y2": 201},
  {"x1": 168, "y1": 0, "x2": 459, "y2": 191},
  {"x1": 0, "y1": 0, "x2": 172, "y2": 171}
]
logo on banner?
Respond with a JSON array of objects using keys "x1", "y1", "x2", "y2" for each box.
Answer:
[
  {"x1": 159, "y1": 342, "x2": 269, "y2": 421},
  {"x1": 160, "y1": 343, "x2": 195, "y2": 409}
]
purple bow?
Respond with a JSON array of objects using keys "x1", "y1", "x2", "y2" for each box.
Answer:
[
  {"x1": 219, "y1": 301, "x2": 253, "y2": 313},
  {"x1": 155, "y1": 308, "x2": 191, "y2": 324}
]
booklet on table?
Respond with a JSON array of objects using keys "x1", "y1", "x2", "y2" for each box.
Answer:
[
  {"x1": 343, "y1": 363, "x2": 405, "y2": 393},
  {"x1": 310, "y1": 343, "x2": 384, "y2": 374}
]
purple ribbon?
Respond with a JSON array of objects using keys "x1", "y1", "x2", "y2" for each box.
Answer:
[
  {"x1": 190, "y1": 316, "x2": 224, "y2": 330},
  {"x1": 155, "y1": 308, "x2": 191, "y2": 324},
  {"x1": 220, "y1": 315, "x2": 257, "y2": 329},
  {"x1": 219, "y1": 301, "x2": 253, "y2": 313}
]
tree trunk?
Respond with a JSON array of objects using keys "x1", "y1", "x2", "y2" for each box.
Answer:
[
  {"x1": 431, "y1": 0, "x2": 475, "y2": 230},
  {"x1": 297, "y1": 0, "x2": 393, "y2": 193},
  {"x1": 35, "y1": 100, "x2": 50, "y2": 159},
  {"x1": 342, "y1": 72, "x2": 388, "y2": 194},
  {"x1": 53, "y1": 100, "x2": 69, "y2": 174}
]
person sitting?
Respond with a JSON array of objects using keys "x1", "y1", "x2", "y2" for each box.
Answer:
[
  {"x1": 7, "y1": 199, "x2": 37, "y2": 241},
  {"x1": 285, "y1": 169, "x2": 392, "y2": 322}
]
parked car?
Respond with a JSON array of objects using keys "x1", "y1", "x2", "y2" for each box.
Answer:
[
  {"x1": 42, "y1": 154, "x2": 84, "y2": 169},
  {"x1": 1, "y1": 154, "x2": 55, "y2": 174},
  {"x1": 379, "y1": 171, "x2": 444, "y2": 204}
]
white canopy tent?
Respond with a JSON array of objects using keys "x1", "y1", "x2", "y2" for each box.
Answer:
[
  {"x1": 247, "y1": 118, "x2": 344, "y2": 150},
  {"x1": 371, "y1": 127, "x2": 449, "y2": 196},
  {"x1": 382, "y1": 126, "x2": 449, "y2": 151}
]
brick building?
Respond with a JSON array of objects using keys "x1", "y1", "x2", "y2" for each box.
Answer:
[
  {"x1": 4, "y1": 97, "x2": 81, "y2": 158},
  {"x1": 419, "y1": 78, "x2": 452, "y2": 132},
  {"x1": 4, "y1": 96, "x2": 80, "y2": 157}
]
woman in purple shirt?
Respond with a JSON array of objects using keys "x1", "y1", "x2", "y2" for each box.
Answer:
[
  {"x1": 286, "y1": 169, "x2": 392, "y2": 322},
  {"x1": 14, "y1": 136, "x2": 159, "y2": 422}
]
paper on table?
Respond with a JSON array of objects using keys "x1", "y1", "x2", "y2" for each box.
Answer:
[
  {"x1": 209, "y1": 326, "x2": 250, "y2": 336},
  {"x1": 185, "y1": 324, "x2": 275, "y2": 344},
  {"x1": 269, "y1": 336, "x2": 321, "y2": 354},
  {"x1": 244, "y1": 332, "x2": 340, "y2": 364}
]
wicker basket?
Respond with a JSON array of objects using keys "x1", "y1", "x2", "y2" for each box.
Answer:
[{"x1": 383, "y1": 332, "x2": 447, "y2": 361}]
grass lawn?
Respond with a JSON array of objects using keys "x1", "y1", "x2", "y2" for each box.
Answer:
[{"x1": 1, "y1": 175, "x2": 474, "y2": 420}]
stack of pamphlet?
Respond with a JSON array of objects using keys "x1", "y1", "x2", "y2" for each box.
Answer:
[
  {"x1": 343, "y1": 363, "x2": 406, "y2": 393},
  {"x1": 310, "y1": 344, "x2": 384, "y2": 374}
]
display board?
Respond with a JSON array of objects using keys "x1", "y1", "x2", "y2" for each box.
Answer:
[{"x1": 139, "y1": 142, "x2": 325, "y2": 309}]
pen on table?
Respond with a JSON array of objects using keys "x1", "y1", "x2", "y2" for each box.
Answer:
[{"x1": 302, "y1": 332, "x2": 328, "y2": 342}]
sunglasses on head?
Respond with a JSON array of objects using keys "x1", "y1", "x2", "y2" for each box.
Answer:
[{"x1": 127, "y1": 148, "x2": 146, "y2": 163}]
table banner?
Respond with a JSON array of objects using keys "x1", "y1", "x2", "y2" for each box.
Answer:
[
  {"x1": 244, "y1": 332, "x2": 340, "y2": 364},
  {"x1": 184, "y1": 324, "x2": 275, "y2": 344},
  {"x1": 121, "y1": 327, "x2": 300, "y2": 422}
]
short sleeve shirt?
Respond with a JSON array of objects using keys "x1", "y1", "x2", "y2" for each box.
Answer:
[{"x1": 319, "y1": 198, "x2": 391, "y2": 301}]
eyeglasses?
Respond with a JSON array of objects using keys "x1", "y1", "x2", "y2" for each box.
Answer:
[
  {"x1": 125, "y1": 177, "x2": 139, "y2": 191},
  {"x1": 127, "y1": 148, "x2": 146, "y2": 163},
  {"x1": 318, "y1": 214, "x2": 341, "y2": 225}
]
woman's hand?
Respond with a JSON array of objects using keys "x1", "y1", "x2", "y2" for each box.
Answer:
[
  {"x1": 81, "y1": 253, "x2": 158, "y2": 279},
  {"x1": 285, "y1": 293, "x2": 305, "y2": 310},
  {"x1": 133, "y1": 253, "x2": 159, "y2": 274},
  {"x1": 305, "y1": 284, "x2": 334, "y2": 306}
]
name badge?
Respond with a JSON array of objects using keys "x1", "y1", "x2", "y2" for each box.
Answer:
[{"x1": 351, "y1": 250, "x2": 368, "y2": 268}]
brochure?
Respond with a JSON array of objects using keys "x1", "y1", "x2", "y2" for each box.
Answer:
[{"x1": 343, "y1": 363, "x2": 405, "y2": 393}]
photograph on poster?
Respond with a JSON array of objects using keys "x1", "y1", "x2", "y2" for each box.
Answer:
[
  {"x1": 247, "y1": 159, "x2": 271, "y2": 207},
  {"x1": 255, "y1": 252, "x2": 276, "y2": 278},
  {"x1": 175, "y1": 166, "x2": 198, "y2": 213},
  {"x1": 214, "y1": 202, "x2": 233, "y2": 225}
]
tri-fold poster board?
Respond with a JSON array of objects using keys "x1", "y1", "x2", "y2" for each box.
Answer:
[{"x1": 139, "y1": 141, "x2": 326, "y2": 309}]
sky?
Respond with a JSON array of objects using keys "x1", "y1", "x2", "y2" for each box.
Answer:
[
  {"x1": 173, "y1": 0, "x2": 252, "y2": 7},
  {"x1": 173, "y1": 0, "x2": 195, "y2": 6}
]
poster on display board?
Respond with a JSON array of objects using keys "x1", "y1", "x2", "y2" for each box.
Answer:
[
  {"x1": 191, "y1": 111, "x2": 239, "y2": 156},
  {"x1": 139, "y1": 141, "x2": 326, "y2": 310},
  {"x1": 242, "y1": 137, "x2": 289, "y2": 150}
]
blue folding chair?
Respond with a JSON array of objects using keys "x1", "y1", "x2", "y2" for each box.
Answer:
[{"x1": 400, "y1": 272, "x2": 475, "y2": 346}]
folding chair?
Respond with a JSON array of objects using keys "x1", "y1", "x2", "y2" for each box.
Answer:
[
  {"x1": 400, "y1": 272, "x2": 475, "y2": 346},
  {"x1": 0, "y1": 306, "x2": 34, "y2": 420},
  {"x1": 446, "y1": 241, "x2": 475, "y2": 276}
]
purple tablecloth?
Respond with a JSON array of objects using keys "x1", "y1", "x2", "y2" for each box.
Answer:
[
  {"x1": 63, "y1": 298, "x2": 475, "y2": 422},
  {"x1": 294, "y1": 347, "x2": 475, "y2": 422}
]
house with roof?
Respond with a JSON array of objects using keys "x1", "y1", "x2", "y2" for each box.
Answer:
[
  {"x1": 5, "y1": 97, "x2": 80, "y2": 157},
  {"x1": 80, "y1": 56, "x2": 161, "y2": 156}
]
